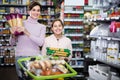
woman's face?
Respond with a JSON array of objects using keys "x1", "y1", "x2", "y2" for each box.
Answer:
[
  {"x1": 29, "y1": 5, "x2": 41, "y2": 19},
  {"x1": 51, "y1": 21, "x2": 63, "y2": 35}
]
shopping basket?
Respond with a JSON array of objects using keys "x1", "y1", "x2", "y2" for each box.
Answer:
[{"x1": 17, "y1": 56, "x2": 77, "y2": 80}]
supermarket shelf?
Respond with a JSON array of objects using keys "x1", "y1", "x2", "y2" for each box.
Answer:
[
  {"x1": 64, "y1": 26, "x2": 83, "y2": 29},
  {"x1": 0, "y1": 12, "x2": 27, "y2": 15},
  {"x1": 86, "y1": 54, "x2": 120, "y2": 69},
  {"x1": 64, "y1": 18, "x2": 83, "y2": 21},
  {"x1": 87, "y1": 16, "x2": 120, "y2": 22},
  {"x1": 64, "y1": 11, "x2": 84, "y2": 13},
  {"x1": 0, "y1": 39, "x2": 9, "y2": 42},
  {"x1": 0, "y1": 4, "x2": 27, "y2": 7},
  {"x1": 84, "y1": 6, "x2": 99, "y2": 11},
  {"x1": 0, "y1": 27, "x2": 10, "y2": 29},
  {"x1": 0, "y1": 20, "x2": 6, "y2": 22},
  {"x1": 65, "y1": 34, "x2": 83, "y2": 36},
  {"x1": 0, "y1": 64, "x2": 4, "y2": 66},
  {"x1": 72, "y1": 41, "x2": 84, "y2": 44},
  {"x1": 0, "y1": 64, "x2": 15, "y2": 66},
  {"x1": 0, "y1": 13, "x2": 9, "y2": 15},
  {"x1": 0, "y1": 34, "x2": 10, "y2": 36},
  {"x1": 0, "y1": 44, "x2": 10, "y2": 46},
  {"x1": 88, "y1": 35, "x2": 120, "y2": 41},
  {"x1": 64, "y1": 2, "x2": 85, "y2": 79},
  {"x1": 71, "y1": 65, "x2": 84, "y2": 68},
  {"x1": 0, "y1": 4, "x2": 54, "y2": 7},
  {"x1": 73, "y1": 49, "x2": 83, "y2": 51},
  {"x1": 0, "y1": 56, "x2": 4, "y2": 58},
  {"x1": 71, "y1": 58, "x2": 84, "y2": 60}
]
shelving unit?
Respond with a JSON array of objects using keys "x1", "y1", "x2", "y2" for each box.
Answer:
[
  {"x1": 38, "y1": 5, "x2": 55, "y2": 36},
  {"x1": 64, "y1": 0, "x2": 85, "y2": 80},
  {"x1": 0, "y1": 0, "x2": 59, "y2": 66},
  {"x1": 86, "y1": 15, "x2": 120, "y2": 67},
  {"x1": 0, "y1": 3, "x2": 27, "y2": 66},
  {"x1": 85, "y1": 14, "x2": 120, "y2": 80},
  {"x1": 83, "y1": 1, "x2": 120, "y2": 79}
]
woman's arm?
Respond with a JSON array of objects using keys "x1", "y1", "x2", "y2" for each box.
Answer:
[
  {"x1": 24, "y1": 26, "x2": 46, "y2": 46},
  {"x1": 9, "y1": 27, "x2": 18, "y2": 46},
  {"x1": 9, "y1": 34, "x2": 17, "y2": 46}
]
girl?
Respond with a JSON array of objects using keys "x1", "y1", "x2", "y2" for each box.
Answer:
[{"x1": 42, "y1": 19, "x2": 72, "y2": 61}]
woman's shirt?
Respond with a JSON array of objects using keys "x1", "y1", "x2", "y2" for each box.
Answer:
[
  {"x1": 9, "y1": 17, "x2": 46, "y2": 56},
  {"x1": 42, "y1": 34, "x2": 72, "y2": 59}
]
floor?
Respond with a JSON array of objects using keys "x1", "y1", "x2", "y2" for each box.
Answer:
[{"x1": 0, "y1": 66, "x2": 19, "y2": 80}]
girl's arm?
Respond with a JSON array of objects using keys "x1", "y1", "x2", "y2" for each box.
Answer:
[{"x1": 41, "y1": 39, "x2": 47, "y2": 56}]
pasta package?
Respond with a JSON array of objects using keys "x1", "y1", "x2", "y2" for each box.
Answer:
[
  {"x1": 16, "y1": 13, "x2": 23, "y2": 27},
  {"x1": 5, "y1": 14, "x2": 13, "y2": 27},
  {"x1": 46, "y1": 47, "x2": 71, "y2": 57},
  {"x1": 10, "y1": 13, "x2": 17, "y2": 27},
  {"x1": 5, "y1": 13, "x2": 24, "y2": 36}
]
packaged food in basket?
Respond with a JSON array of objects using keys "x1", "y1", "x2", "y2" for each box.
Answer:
[
  {"x1": 25, "y1": 57, "x2": 70, "y2": 76},
  {"x1": 17, "y1": 56, "x2": 77, "y2": 80},
  {"x1": 46, "y1": 47, "x2": 71, "y2": 57}
]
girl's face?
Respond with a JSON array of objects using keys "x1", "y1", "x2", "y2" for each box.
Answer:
[
  {"x1": 29, "y1": 5, "x2": 41, "y2": 19},
  {"x1": 51, "y1": 21, "x2": 63, "y2": 35}
]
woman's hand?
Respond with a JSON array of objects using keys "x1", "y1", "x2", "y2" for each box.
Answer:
[
  {"x1": 16, "y1": 27, "x2": 30, "y2": 37},
  {"x1": 10, "y1": 26, "x2": 30, "y2": 37},
  {"x1": 16, "y1": 26, "x2": 25, "y2": 33},
  {"x1": 23, "y1": 28, "x2": 30, "y2": 37},
  {"x1": 10, "y1": 27, "x2": 17, "y2": 34}
]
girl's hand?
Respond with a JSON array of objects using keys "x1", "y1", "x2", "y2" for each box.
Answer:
[{"x1": 59, "y1": 57, "x2": 69, "y2": 62}]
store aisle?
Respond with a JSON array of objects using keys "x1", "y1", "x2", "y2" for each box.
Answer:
[{"x1": 0, "y1": 66, "x2": 18, "y2": 80}]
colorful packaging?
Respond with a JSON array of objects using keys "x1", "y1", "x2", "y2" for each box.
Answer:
[
  {"x1": 10, "y1": 13, "x2": 17, "y2": 27},
  {"x1": 5, "y1": 13, "x2": 24, "y2": 36},
  {"x1": 16, "y1": 13, "x2": 23, "y2": 27},
  {"x1": 5, "y1": 14, "x2": 13, "y2": 27}
]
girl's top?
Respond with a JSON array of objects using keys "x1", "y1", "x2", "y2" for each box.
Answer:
[{"x1": 42, "y1": 34, "x2": 72, "y2": 59}]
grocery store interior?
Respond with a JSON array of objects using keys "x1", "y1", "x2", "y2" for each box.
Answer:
[{"x1": 0, "y1": 0, "x2": 120, "y2": 80}]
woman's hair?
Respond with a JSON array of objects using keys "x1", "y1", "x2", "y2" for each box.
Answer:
[
  {"x1": 28, "y1": 1, "x2": 42, "y2": 11},
  {"x1": 51, "y1": 19, "x2": 64, "y2": 28}
]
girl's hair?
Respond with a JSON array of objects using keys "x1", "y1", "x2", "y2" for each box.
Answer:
[
  {"x1": 28, "y1": 1, "x2": 42, "y2": 11},
  {"x1": 51, "y1": 19, "x2": 64, "y2": 28}
]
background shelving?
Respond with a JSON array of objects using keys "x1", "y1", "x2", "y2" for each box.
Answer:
[
  {"x1": 84, "y1": 1, "x2": 120, "y2": 80},
  {"x1": 0, "y1": 0, "x2": 61, "y2": 66},
  {"x1": 64, "y1": 0, "x2": 85, "y2": 80}
]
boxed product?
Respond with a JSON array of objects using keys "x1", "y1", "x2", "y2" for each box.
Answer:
[
  {"x1": 111, "y1": 74, "x2": 120, "y2": 80},
  {"x1": 88, "y1": 65, "x2": 97, "y2": 79},
  {"x1": 89, "y1": 65, "x2": 111, "y2": 80}
]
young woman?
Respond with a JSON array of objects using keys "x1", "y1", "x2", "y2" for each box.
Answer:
[
  {"x1": 9, "y1": 1, "x2": 46, "y2": 80},
  {"x1": 42, "y1": 19, "x2": 72, "y2": 61}
]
